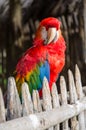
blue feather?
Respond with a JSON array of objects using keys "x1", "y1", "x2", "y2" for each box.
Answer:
[{"x1": 38, "y1": 60, "x2": 50, "y2": 90}]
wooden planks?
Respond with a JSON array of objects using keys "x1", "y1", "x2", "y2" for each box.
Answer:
[
  {"x1": 0, "y1": 65, "x2": 86, "y2": 130},
  {"x1": 0, "y1": 97, "x2": 86, "y2": 130}
]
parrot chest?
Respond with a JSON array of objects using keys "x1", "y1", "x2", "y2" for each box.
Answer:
[{"x1": 47, "y1": 46, "x2": 65, "y2": 84}]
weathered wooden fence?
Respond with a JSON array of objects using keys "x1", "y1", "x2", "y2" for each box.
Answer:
[{"x1": 0, "y1": 65, "x2": 86, "y2": 130}]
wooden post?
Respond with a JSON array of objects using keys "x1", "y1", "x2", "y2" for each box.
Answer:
[
  {"x1": 75, "y1": 65, "x2": 86, "y2": 129},
  {"x1": 51, "y1": 83, "x2": 60, "y2": 130},
  {"x1": 68, "y1": 70, "x2": 79, "y2": 130},
  {"x1": 22, "y1": 82, "x2": 33, "y2": 116},
  {"x1": 60, "y1": 76, "x2": 69, "y2": 130},
  {"x1": 42, "y1": 77, "x2": 53, "y2": 130},
  {"x1": 0, "y1": 88, "x2": 6, "y2": 123},
  {"x1": 32, "y1": 90, "x2": 42, "y2": 113},
  {"x1": 7, "y1": 77, "x2": 21, "y2": 120}
]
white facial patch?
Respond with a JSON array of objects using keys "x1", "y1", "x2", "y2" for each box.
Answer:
[{"x1": 41, "y1": 26, "x2": 47, "y2": 41}]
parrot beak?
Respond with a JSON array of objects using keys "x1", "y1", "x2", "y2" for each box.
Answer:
[{"x1": 47, "y1": 28, "x2": 57, "y2": 44}]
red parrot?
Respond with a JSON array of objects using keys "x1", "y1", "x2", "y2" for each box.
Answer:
[{"x1": 15, "y1": 17, "x2": 66, "y2": 96}]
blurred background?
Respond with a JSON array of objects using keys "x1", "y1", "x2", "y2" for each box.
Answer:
[{"x1": 0, "y1": 0, "x2": 86, "y2": 94}]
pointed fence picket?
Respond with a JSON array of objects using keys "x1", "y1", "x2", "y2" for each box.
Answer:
[
  {"x1": 51, "y1": 83, "x2": 60, "y2": 130},
  {"x1": 60, "y1": 76, "x2": 69, "y2": 130},
  {"x1": 0, "y1": 88, "x2": 5, "y2": 123},
  {"x1": 7, "y1": 77, "x2": 22, "y2": 120},
  {"x1": 0, "y1": 65, "x2": 86, "y2": 130}
]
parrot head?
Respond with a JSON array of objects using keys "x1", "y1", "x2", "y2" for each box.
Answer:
[{"x1": 34, "y1": 17, "x2": 62, "y2": 45}]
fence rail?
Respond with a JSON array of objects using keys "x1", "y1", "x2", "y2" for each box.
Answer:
[{"x1": 0, "y1": 65, "x2": 86, "y2": 130}]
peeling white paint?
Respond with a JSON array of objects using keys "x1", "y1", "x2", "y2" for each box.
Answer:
[
  {"x1": 76, "y1": 100, "x2": 83, "y2": 112},
  {"x1": 68, "y1": 104, "x2": 74, "y2": 108},
  {"x1": 29, "y1": 114, "x2": 40, "y2": 128}
]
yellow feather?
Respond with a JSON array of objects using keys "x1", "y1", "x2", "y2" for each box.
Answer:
[{"x1": 25, "y1": 70, "x2": 33, "y2": 81}]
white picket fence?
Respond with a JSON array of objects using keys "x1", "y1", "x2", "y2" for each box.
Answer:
[{"x1": 0, "y1": 65, "x2": 86, "y2": 130}]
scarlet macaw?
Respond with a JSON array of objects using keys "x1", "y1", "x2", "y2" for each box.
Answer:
[{"x1": 15, "y1": 17, "x2": 66, "y2": 96}]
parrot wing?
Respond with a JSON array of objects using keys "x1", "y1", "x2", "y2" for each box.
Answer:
[{"x1": 15, "y1": 53, "x2": 50, "y2": 95}]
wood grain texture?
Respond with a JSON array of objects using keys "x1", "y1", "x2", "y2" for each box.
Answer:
[
  {"x1": 22, "y1": 82, "x2": 33, "y2": 116},
  {"x1": 7, "y1": 77, "x2": 21, "y2": 120},
  {"x1": 0, "y1": 88, "x2": 5, "y2": 123}
]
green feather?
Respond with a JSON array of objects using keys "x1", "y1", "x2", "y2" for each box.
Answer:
[{"x1": 27, "y1": 80, "x2": 33, "y2": 94}]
